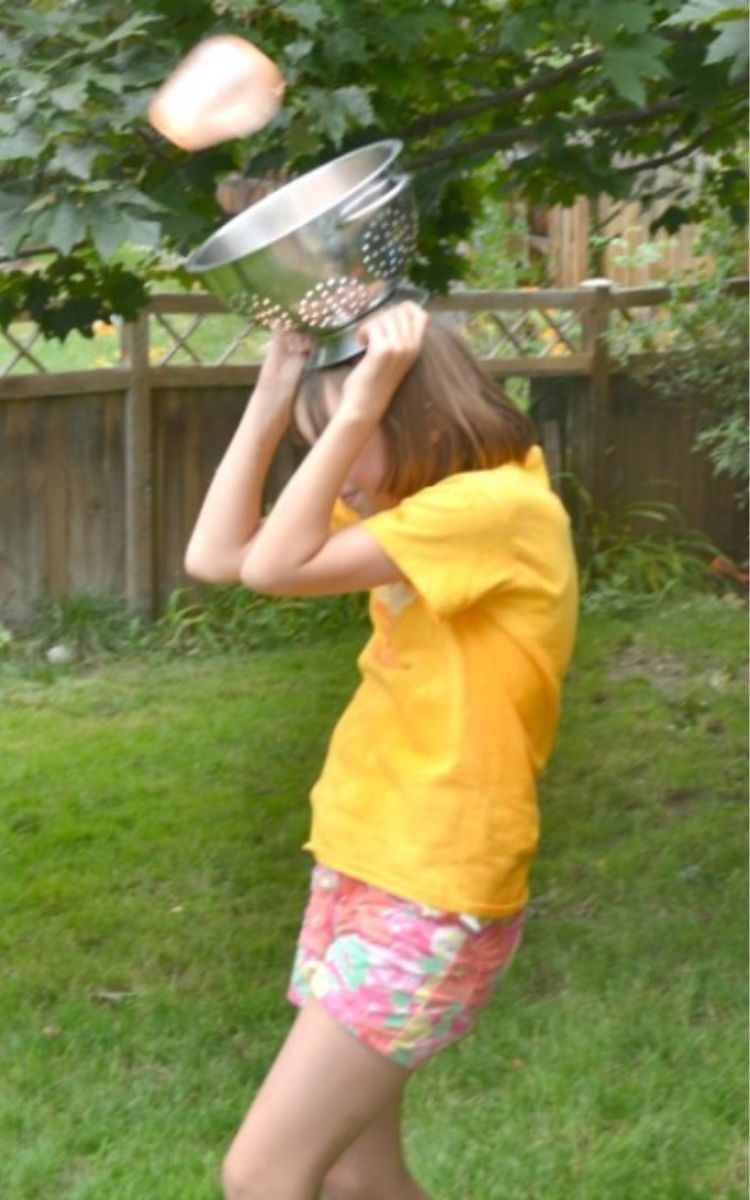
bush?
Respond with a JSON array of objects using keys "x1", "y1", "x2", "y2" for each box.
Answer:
[
  {"x1": 566, "y1": 478, "x2": 719, "y2": 614},
  {"x1": 2, "y1": 586, "x2": 368, "y2": 672},
  {"x1": 153, "y1": 585, "x2": 367, "y2": 656},
  {"x1": 607, "y1": 209, "x2": 749, "y2": 505}
]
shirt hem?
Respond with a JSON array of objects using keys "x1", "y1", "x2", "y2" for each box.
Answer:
[{"x1": 302, "y1": 841, "x2": 529, "y2": 920}]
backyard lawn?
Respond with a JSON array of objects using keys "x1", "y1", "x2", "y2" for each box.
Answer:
[{"x1": 1, "y1": 597, "x2": 747, "y2": 1199}]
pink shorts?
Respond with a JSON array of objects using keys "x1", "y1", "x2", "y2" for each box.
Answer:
[{"x1": 287, "y1": 865, "x2": 525, "y2": 1068}]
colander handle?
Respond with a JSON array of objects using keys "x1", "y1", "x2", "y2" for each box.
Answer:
[{"x1": 337, "y1": 173, "x2": 410, "y2": 226}]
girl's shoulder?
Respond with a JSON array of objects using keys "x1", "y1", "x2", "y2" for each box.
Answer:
[{"x1": 425, "y1": 445, "x2": 557, "y2": 513}]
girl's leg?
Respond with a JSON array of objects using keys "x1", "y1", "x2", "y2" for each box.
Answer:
[
  {"x1": 322, "y1": 1091, "x2": 432, "y2": 1200},
  {"x1": 221, "y1": 998, "x2": 428, "y2": 1200}
]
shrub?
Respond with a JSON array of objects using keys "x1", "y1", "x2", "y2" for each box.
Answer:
[
  {"x1": 607, "y1": 209, "x2": 749, "y2": 505},
  {"x1": 566, "y1": 478, "x2": 718, "y2": 614}
]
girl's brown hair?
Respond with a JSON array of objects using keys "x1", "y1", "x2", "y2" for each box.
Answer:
[{"x1": 296, "y1": 315, "x2": 536, "y2": 501}]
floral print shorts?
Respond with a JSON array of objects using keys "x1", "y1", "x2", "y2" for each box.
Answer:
[{"x1": 287, "y1": 865, "x2": 525, "y2": 1068}]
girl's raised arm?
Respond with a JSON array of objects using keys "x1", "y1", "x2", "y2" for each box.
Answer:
[
  {"x1": 184, "y1": 331, "x2": 312, "y2": 583},
  {"x1": 239, "y1": 303, "x2": 426, "y2": 597}
]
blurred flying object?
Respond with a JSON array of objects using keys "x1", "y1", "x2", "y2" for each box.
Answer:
[{"x1": 148, "y1": 35, "x2": 285, "y2": 151}]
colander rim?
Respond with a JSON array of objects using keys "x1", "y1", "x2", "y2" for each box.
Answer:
[{"x1": 186, "y1": 139, "x2": 404, "y2": 272}]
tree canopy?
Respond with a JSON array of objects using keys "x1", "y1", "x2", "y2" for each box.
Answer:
[{"x1": 0, "y1": 0, "x2": 746, "y2": 336}]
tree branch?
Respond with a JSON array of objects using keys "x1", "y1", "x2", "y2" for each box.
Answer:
[
  {"x1": 617, "y1": 119, "x2": 737, "y2": 175},
  {"x1": 408, "y1": 105, "x2": 680, "y2": 169},
  {"x1": 582, "y1": 96, "x2": 687, "y2": 130},
  {"x1": 403, "y1": 25, "x2": 709, "y2": 141},
  {"x1": 407, "y1": 94, "x2": 733, "y2": 170},
  {"x1": 405, "y1": 50, "x2": 604, "y2": 137}
]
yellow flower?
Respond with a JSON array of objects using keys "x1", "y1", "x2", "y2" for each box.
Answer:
[{"x1": 92, "y1": 320, "x2": 117, "y2": 337}]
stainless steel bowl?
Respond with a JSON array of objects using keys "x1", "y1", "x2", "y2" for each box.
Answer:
[{"x1": 185, "y1": 140, "x2": 418, "y2": 333}]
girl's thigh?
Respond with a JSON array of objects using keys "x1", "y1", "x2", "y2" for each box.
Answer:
[{"x1": 223, "y1": 998, "x2": 413, "y2": 1196}]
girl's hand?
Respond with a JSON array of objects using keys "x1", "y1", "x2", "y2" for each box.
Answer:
[
  {"x1": 339, "y1": 301, "x2": 428, "y2": 424},
  {"x1": 253, "y1": 327, "x2": 314, "y2": 421}
]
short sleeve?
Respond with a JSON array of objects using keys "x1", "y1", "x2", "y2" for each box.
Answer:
[
  {"x1": 363, "y1": 471, "x2": 523, "y2": 618},
  {"x1": 331, "y1": 498, "x2": 360, "y2": 532}
]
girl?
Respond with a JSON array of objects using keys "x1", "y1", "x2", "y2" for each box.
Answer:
[{"x1": 185, "y1": 301, "x2": 578, "y2": 1200}]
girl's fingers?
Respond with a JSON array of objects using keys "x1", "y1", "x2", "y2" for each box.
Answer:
[{"x1": 358, "y1": 301, "x2": 426, "y2": 355}]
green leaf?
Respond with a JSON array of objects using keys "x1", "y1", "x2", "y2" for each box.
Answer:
[
  {"x1": 36, "y1": 200, "x2": 88, "y2": 255},
  {"x1": 0, "y1": 205, "x2": 35, "y2": 255},
  {"x1": 0, "y1": 126, "x2": 44, "y2": 161},
  {"x1": 602, "y1": 35, "x2": 670, "y2": 105},
  {"x1": 88, "y1": 209, "x2": 127, "y2": 261},
  {"x1": 52, "y1": 143, "x2": 100, "y2": 182},
  {"x1": 302, "y1": 84, "x2": 375, "y2": 147},
  {"x1": 282, "y1": 38, "x2": 315, "y2": 64},
  {"x1": 112, "y1": 211, "x2": 162, "y2": 252},
  {"x1": 22, "y1": 192, "x2": 57, "y2": 216},
  {"x1": 79, "y1": 180, "x2": 116, "y2": 194},
  {"x1": 0, "y1": 31, "x2": 22, "y2": 67},
  {"x1": 332, "y1": 86, "x2": 375, "y2": 128},
  {"x1": 664, "y1": 0, "x2": 745, "y2": 24},
  {"x1": 705, "y1": 18, "x2": 749, "y2": 77},
  {"x1": 87, "y1": 71, "x2": 127, "y2": 97},
  {"x1": 95, "y1": 13, "x2": 161, "y2": 50},
  {"x1": 651, "y1": 204, "x2": 691, "y2": 234},
  {"x1": 602, "y1": 51, "x2": 647, "y2": 105},
  {"x1": 588, "y1": 0, "x2": 653, "y2": 39},
  {"x1": 277, "y1": 1, "x2": 327, "y2": 32},
  {"x1": 49, "y1": 83, "x2": 89, "y2": 113},
  {"x1": 284, "y1": 114, "x2": 323, "y2": 159}
]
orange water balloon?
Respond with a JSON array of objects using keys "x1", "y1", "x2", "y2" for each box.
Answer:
[{"x1": 148, "y1": 35, "x2": 285, "y2": 151}]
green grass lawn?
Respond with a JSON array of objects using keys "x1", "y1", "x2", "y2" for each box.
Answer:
[{"x1": 1, "y1": 598, "x2": 747, "y2": 1199}]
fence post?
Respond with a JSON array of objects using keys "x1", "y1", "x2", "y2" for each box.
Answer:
[
  {"x1": 576, "y1": 277, "x2": 613, "y2": 508},
  {"x1": 121, "y1": 310, "x2": 156, "y2": 616}
]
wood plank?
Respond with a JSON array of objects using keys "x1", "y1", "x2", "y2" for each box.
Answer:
[
  {"x1": 427, "y1": 289, "x2": 594, "y2": 312},
  {"x1": 148, "y1": 356, "x2": 593, "y2": 384},
  {"x1": 0, "y1": 369, "x2": 130, "y2": 400},
  {"x1": 147, "y1": 364, "x2": 262, "y2": 388},
  {"x1": 482, "y1": 354, "x2": 593, "y2": 376},
  {"x1": 122, "y1": 314, "x2": 155, "y2": 615},
  {"x1": 148, "y1": 293, "x2": 226, "y2": 314},
  {"x1": 147, "y1": 288, "x2": 596, "y2": 317}
]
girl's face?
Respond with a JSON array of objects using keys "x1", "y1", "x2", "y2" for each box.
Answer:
[{"x1": 294, "y1": 378, "x2": 395, "y2": 517}]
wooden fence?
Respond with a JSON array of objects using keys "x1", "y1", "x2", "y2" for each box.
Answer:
[
  {"x1": 546, "y1": 195, "x2": 718, "y2": 288},
  {"x1": 0, "y1": 281, "x2": 746, "y2": 624}
]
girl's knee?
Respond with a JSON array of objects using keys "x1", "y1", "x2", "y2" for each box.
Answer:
[
  {"x1": 221, "y1": 1145, "x2": 319, "y2": 1200},
  {"x1": 321, "y1": 1167, "x2": 366, "y2": 1200},
  {"x1": 323, "y1": 1163, "x2": 426, "y2": 1200},
  {"x1": 220, "y1": 1150, "x2": 253, "y2": 1200},
  {"x1": 221, "y1": 1148, "x2": 273, "y2": 1200}
]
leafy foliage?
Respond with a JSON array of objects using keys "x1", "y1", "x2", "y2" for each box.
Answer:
[
  {"x1": 0, "y1": 0, "x2": 747, "y2": 335},
  {"x1": 566, "y1": 478, "x2": 719, "y2": 613},
  {"x1": 607, "y1": 209, "x2": 749, "y2": 502},
  {"x1": 9, "y1": 585, "x2": 368, "y2": 666}
]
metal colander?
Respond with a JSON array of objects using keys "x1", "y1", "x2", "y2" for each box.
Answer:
[{"x1": 185, "y1": 140, "x2": 418, "y2": 334}]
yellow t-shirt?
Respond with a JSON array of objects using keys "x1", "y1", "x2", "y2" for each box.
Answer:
[{"x1": 305, "y1": 445, "x2": 579, "y2": 917}]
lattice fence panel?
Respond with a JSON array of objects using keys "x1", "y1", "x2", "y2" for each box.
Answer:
[
  {"x1": 441, "y1": 305, "x2": 585, "y2": 361},
  {"x1": 147, "y1": 311, "x2": 267, "y2": 366},
  {"x1": 0, "y1": 317, "x2": 128, "y2": 376},
  {"x1": 0, "y1": 322, "x2": 49, "y2": 376}
]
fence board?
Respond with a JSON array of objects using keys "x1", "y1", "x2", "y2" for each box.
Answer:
[
  {"x1": 606, "y1": 379, "x2": 743, "y2": 551},
  {"x1": 0, "y1": 392, "x2": 125, "y2": 624},
  {"x1": 0, "y1": 369, "x2": 130, "y2": 400},
  {"x1": 152, "y1": 386, "x2": 248, "y2": 606}
]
